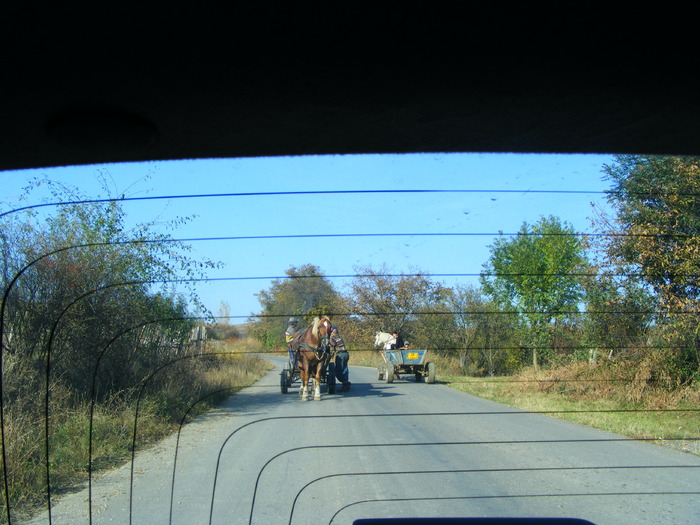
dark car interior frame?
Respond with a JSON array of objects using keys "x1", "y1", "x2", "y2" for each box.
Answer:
[{"x1": 2, "y1": 9, "x2": 698, "y2": 171}]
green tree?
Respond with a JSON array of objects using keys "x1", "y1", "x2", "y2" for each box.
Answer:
[
  {"x1": 480, "y1": 215, "x2": 588, "y2": 366},
  {"x1": 1, "y1": 177, "x2": 215, "y2": 395},
  {"x1": 0, "y1": 175, "x2": 232, "y2": 519}
]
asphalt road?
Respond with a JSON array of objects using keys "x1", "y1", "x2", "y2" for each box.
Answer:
[{"x1": 26, "y1": 356, "x2": 700, "y2": 525}]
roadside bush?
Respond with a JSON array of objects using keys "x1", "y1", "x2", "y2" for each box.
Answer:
[
  {"x1": 206, "y1": 323, "x2": 241, "y2": 341},
  {"x1": 1, "y1": 339, "x2": 271, "y2": 524}
]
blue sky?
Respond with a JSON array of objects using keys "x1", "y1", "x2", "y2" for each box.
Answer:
[{"x1": 1, "y1": 153, "x2": 616, "y2": 322}]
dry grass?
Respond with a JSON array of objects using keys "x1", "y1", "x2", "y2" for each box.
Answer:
[
  {"x1": 346, "y1": 349, "x2": 384, "y2": 368},
  {"x1": 445, "y1": 359, "x2": 700, "y2": 456},
  {"x1": 1, "y1": 339, "x2": 272, "y2": 524}
]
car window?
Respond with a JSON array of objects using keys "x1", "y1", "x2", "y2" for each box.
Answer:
[{"x1": 1, "y1": 153, "x2": 698, "y2": 524}]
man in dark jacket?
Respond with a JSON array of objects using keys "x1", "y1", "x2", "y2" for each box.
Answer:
[
  {"x1": 330, "y1": 326, "x2": 351, "y2": 392},
  {"x1": 391, "y1": 331, "x2": 404, "y2": 350}
]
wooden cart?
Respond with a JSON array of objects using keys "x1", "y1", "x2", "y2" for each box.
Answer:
[{"x1": 377, "y1": 347, "x2": 436, "y2": 383}]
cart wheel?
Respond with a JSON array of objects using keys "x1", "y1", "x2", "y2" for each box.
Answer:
[
  {"x1": 425, "y1": 362, "x2": 436, "y2": 383},
  {"x1": 328, "y1": 363, "x2": 336, "y2": 394},
  {"x1": 377, "y1": 366, "x2": 385, "y2": 381},
  {"x1": 385, "y1": 366, "x2": 394, "y2": 383},
  {"x1": 280, "y1": 368, "x2": 289, "y2": 393}
]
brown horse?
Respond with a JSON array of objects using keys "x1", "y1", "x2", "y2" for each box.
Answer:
[{"x1": 289, "y1": 316, "x2": 332, "y2": 401}]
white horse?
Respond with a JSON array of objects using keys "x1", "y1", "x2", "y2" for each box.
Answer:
[{"x1": 374, "y1": 331, "x2": 396, "y2": 350}]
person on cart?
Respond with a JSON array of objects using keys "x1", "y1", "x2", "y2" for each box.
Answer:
[
  {"x1": 391, "y1": 330, "x2": 404, "y2": 350},
  {"x1": 285, "y1": 317, "x2": 299, "y2": 361},
  {"x1": 330, "y1": 326, "x2": 351, "y2": 392}
]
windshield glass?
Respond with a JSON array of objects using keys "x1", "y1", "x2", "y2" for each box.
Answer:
[{"x1": 1, "y1": 153, "x2": 698, "y2": 524}]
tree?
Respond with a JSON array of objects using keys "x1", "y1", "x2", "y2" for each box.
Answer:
[
  {"x1": 0, "y1": 175, "x2": 228, "y2": 514},
  {"x1": 0, "y1": 177, "x2": 215, "y2": 396},
  {"x1": 218, "y1": 301, "x2": 231, "y2": 324},
  {"x1": 480, "y1": 215, "x2": 588, "y2": 366},
  {"x1": 580, "y1": 267, "x2": 654, "y2": 361},
  {"x1": 250, "y1": 264, "x2": 341, "y2": 349},
  {"x1": 602, "y1": 155, "x2": 700, "y2": 381},
  {"x1": 604, "y1": 155, "x2": 700, "y2": 313},
  {"x1": 447, "y1": 284, "x2": 488, "y2": 367},
  {"x1": 349, "y1": 264, "x2": 444, "y2": 340},
  {"x1": 581, "y1": 202, "x2": 655, "y2": 361},
  {"x1": 408, "y1": 283, "x2": 455, "y2": 355}
]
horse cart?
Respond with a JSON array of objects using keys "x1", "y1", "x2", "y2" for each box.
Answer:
[
  {"x1": 374, "y1": 333, "x2": 436, "y2": 383},
  {"x1": 377, "y1": 347, "x2": 436, "y2": 383},
  {"x1": 280, "y1": 347, "x2": 336, "y2": 394},
  {"x1": 280, "y1": 316, "x2": 340, "y2": 401}
]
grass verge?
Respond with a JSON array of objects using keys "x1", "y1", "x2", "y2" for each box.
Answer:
[
  {"x1": 347, "y1": 349, "x2": 384, "y2": 369},
  {"x1": 443, "y1": 362, "x2": 700, "y2": 457}
]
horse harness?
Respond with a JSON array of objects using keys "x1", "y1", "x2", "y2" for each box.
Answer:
[{"x1": 290, "y1": 329, "x2": 332, "y2": 362}]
